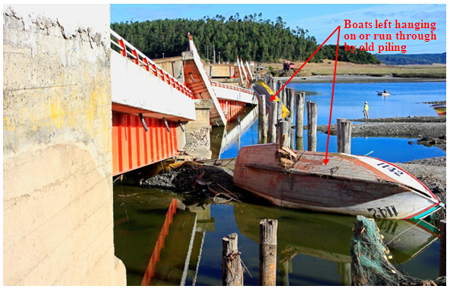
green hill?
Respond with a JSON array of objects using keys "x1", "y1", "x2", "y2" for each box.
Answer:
[
  {"x1": 375, "y1": 53, "x2": 446, "y2": 65},
  {"x1": 111, "y1": 14, "x2": 379, "y2": 65}
]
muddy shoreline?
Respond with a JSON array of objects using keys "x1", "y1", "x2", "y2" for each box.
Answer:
[{"x1": 317, "y1": 116, "x2": 446, "y2": 151}]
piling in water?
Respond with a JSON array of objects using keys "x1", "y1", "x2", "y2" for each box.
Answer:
[
  {"x1": 277, "y1": 119, "x2": 290, "y2": 148},
  {"x1": 337, "y1": 118, "x2": 352, "y2": 154},
  {"x1": 222, "y1": 233, "x2": 243, "y2": 286},
  {"x1": 295, "y1": 92, "x2": 305, "y2": 138},
  {"x1": 307, "y1": 101, "x2": 317, "y2": 151},
  {"x1": 259, "y1": 219, "x2": 278, "y2": 286},
  {"x1": 258, "y1": 93, "x2": 268, "y2": 138},
  {"x1": 269, "y1": 101, "x2": 278, "y2": 143}
]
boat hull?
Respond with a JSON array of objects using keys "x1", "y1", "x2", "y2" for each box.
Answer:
[
  {"x1": 432, "y1": 104, "x2": 446, "y2": 116},
  {"x1": 233, "y1": 144, "x2": 440, "y2": 219}
]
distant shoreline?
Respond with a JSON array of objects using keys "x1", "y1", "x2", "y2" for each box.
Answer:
[{"x1": 274, "y1": 75, "x2": 446, "y2": 83}]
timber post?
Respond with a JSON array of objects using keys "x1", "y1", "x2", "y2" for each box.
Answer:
[
  {"x1": 258, "y1": 93, "x2": 268, "y2": 138},
  {"x1": 288, "y1": 88, "x2": 295, "y2": 122},
  {"x1": 222, "y1": 233, "x2": 243, "y2": 286},
  {"x1": 295, "y1": 92, "x2": 305, "y2": 138},
  {"x1": 269, "y1": 101, "x2": 278, "y2": 143},
  {"x1": 440, "y1": 220, "x2": 446, "y2": 277},
  {"x1": 259, "y1": 219, "x2": 278, "y2": 286},
  {"x1": 307, "y1": 101, "x2": 317, "y2": 151},
  {"x1": 277, "y1": 101, "x2": 283, "y2": 122},
  {"x1": 337, "y1": 118, "x2": 352, "y2": 154},
  {"x1": 277, "y1": 119, "x2": 290, "y2": 148}
]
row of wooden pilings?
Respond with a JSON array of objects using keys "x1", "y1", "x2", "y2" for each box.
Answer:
[
  {"x1": 222, "y1": 219, "x2": 446, "y2": 286},
  {"x1": 222, "y1": 219, "x2": 278, "y2": 286},
  {"x1": 259, "y1": 74, "x2": 352, "y2": 153}
]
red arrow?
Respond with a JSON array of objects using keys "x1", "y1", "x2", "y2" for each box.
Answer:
[
  {"x1": 270, "y1": 26, "x2": 341, "y2": 102},
  {"x1": 324, "y1": 27, "x2": 341, "y2": 165}
]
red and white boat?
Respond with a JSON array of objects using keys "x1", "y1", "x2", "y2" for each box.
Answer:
[{"x1": 233, "y1": 143, "x2": 443, "y2": 220}]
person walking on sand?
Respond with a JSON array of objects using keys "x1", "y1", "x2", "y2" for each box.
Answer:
[{"x1": 363, "y1": 101, "x2": 369, "y2": 119}]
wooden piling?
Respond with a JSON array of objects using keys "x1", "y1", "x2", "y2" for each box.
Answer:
[
  {"x1": 296, "y1": 136, "x2": 304, "y2": 151},
  {"x1": 222, "y1": 233, "x2": 243, "y2": 286},
  {"x1": 259, "y1": 219, "x2": 278, "y2": 286},
  {"x1": 337, "y1": 118, "x2": 352, "y2": 154},
  {"x1": 277, "y1": 119, "x2": 290, "y2": 148},
  {"x1": 288, "y1": 88, "x2": 295, "y2": 121},
  {"x1": 440, "y1": 220, "x2": 446, "y2": 277},
  {"x1": 295, "y1": 92, "x2": 305, "y2": 138},
  {"x1": 269, "y1": 101, "x2": 278, "y2": 143},
  {"x1": 307, "y1": 101, "x2": 317, "y2": 151},
  {"x1": 258, "y1": 93, "x2": 268, "y2": 138},
  {"x1": 277, "y1": 101, "x2": 283, "y2": 123}
]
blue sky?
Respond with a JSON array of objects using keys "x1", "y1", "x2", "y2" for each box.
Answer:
[{"x1": 110, "y1": 3, "x2": 446, "y2": 55}]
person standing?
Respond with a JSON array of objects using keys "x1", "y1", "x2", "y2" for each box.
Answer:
[{"x1": 363, "y1": 101, "x2": 369, "y2": 119}]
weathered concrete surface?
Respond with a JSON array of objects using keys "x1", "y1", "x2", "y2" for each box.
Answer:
[
  {"x1": 184, "y1": 100, "x2": 214, "y2": 159},
  {"x1": 3, "y1": 5, "x2": 126, "y2": 285}
]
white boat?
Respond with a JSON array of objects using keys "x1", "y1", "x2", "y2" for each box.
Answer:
[
  {"x1": 377, "y1": 91, "x2": 390, "y2": 96},
  {"x1": 233, "y1": 143, "x2": 444, "y2": 219}
]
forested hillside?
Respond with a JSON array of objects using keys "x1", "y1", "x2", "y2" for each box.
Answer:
[
  {"x1": 375, "y1": 53, "x2": 446, "y2": 65},
  {"x1": 321, "y1": 45, "x2": 380, "y2": 64},
  {"x1": 111, "y1": 13, "x2": 378, "y2": 64}
]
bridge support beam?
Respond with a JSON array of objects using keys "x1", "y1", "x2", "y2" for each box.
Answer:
[{"x1": 184, "y1": 100, "x2": 214, "y2": 159}]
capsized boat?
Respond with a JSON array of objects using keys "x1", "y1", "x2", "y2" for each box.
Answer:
[
  {"x1": 233, "y1": 143, "x2": 443, "y2": 219},
  {"x1": 431, "y1": 104, "x2": 446, "y2": 116}
]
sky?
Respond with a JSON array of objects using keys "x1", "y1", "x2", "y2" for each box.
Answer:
[{"x1": 110, "y1": 2, "x2": 446, "y2": 55}]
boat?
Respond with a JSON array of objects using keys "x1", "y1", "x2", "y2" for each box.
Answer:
[
  {"x1": 377, "y1": 91, "x2": 390, "y2": 96},
  {"x1": 431, "y1": 103, "x2": 446, "y2": 116},
  {"x1": 233, "y1": 143, "x2": 443, "y2": 219}
]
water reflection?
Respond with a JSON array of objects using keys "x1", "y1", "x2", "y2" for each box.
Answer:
[
  {"x1": 232, "y1": 202, "x2": 439, "y2": 285},
  {"x1": 113, "y1": 185, "x2": 439, "y2": 286},
  {"x1": 210, "y1": 106, "x2": 258, "y2": 159},
  {"x1": 114, "y1": 184, "x2": 215, "y2": 286}
]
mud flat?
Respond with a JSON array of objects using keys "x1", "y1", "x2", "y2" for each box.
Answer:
[{"x1": 317, "y1": 116, "x2": 446, "y2": 150}]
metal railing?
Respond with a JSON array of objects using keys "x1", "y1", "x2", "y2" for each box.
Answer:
[
  {"x1": 211, "y1": 81, "x2": 254, "y2": 94},
  {"x1": 110, "y1": 30, "x2": 195, "y2": 99}
]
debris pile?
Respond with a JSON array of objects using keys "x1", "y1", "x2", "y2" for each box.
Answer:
[
  {"x1": 277, "y1": 146, "x2": 303, "y2": 170},
  {"x1": 141, "y1": 161, "x2": 243, "y2": 204}
]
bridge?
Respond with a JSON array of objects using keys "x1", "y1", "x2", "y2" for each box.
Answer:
[
  {"x1": 3, "y1": 4, "x2": 259, "y2": 286},
  {"x1": 110, "y1": 30, "x2": 256, "y2": 175}
]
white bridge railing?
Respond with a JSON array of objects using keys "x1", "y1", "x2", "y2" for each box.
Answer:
[{"x1": 110, "y1": 30, "x2": 194, "y2": 100}]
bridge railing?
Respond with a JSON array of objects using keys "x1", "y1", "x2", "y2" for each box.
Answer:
[
  {"x1": 211, "y1": 81, "x2": 254, "y2": 95},
  {"x1": 110, "y1": 30, "x2": 195, "y2": 99}
]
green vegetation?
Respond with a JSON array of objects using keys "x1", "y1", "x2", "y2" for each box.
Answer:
[
  {"x1": 321, "y1": 45, "x2": 381, "y2": 64},
  {"x1": 111, "y1": 14, "x2": 377, "y2": 64},
  {"x1": 375, "y1": 53, "x2": 446, "y2": 65}
]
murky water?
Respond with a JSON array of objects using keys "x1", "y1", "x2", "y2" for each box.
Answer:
[
  {"x1": 114, "y1": 184, "x2": 441, "y2": 286},
  {"x1": 114, "y1": 81, "x2": 445, "y2": 285}
]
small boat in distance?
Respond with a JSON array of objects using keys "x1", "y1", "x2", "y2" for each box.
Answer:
[
  {"x1": 233, "y1": 143, "x2": 443, "y2": 220},
  {"x1": 431, "y1": 103, "x2": 446, "y2": 116},
  {"x1": 377, "y1": 91, "x2": 390, "y2": 96}
]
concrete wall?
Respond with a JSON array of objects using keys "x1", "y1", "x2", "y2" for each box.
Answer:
[
  {"x1": 184, "y1": 100, "x2": 214, "y2": 159},
  {"x1": 3, "y1": 5, "x2": 126, "y2": 285}
]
